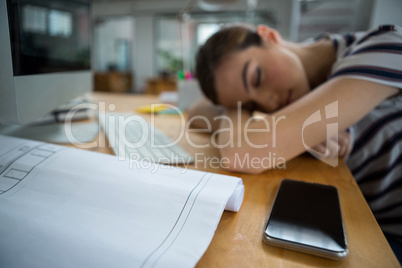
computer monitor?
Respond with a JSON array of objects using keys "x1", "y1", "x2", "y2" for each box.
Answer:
[{"x1": 0, "y1": 0, "x2": 92, "y2": 126}]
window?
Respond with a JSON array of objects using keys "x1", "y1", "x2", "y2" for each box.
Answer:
[
  {"x1": 197, "y1": 23, "x2": 220, "y2": 45},
  {"x1": 22, "y1": 5, "x2": 72, "y2": 38},
  {"x1": 49, "y1": 10, "x2": 72, "y2": 37},
  {"x1": 22, "y1": 5, "x2": 47, "y2": 34}
]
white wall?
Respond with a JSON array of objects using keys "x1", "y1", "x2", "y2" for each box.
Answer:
[
  {"x1": 370, "y1": 0, "x2": 402, "y2": 28},
  {"x1": 93, "y1": 17, "x2": 135, "y2": 71},
  {"x1": 133, "y1": 15, "x2": 155, "y2": 92}
]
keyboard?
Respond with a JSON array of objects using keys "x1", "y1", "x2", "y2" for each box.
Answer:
[{"x1": 98, "y1": 112, "x2": 194, "y2": 164}]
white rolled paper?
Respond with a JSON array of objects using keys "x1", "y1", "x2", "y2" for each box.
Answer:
[{"x1": 224, "y1": 181, "x2": 245, "y2": 212}]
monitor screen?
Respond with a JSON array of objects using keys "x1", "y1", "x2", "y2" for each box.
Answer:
[
  {"x1": 8, "y1": 0, "x2": 91, "y2": 75},
  {"x1": 0, "y1": 0, "x2": 92, "y2": 125}
]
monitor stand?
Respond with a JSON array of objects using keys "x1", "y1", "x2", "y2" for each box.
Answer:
[{"x1": 0, "y1": 97, "x2": 99, "y2": 144}]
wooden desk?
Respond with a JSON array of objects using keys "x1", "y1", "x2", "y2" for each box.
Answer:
[{"x1": 86, "y1": 92, "x2": 399, "y2": 267}]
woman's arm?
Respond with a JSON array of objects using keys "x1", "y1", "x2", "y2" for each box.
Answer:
[
  {"x1": 187, "y1": 97, "x2": 225, "y2": 133},
  {"x1": 218, "y1": 78, "x2": 399, "y2": 174}
]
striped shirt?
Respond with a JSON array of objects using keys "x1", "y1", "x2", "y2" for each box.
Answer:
[{"x1": 327, "y1": 25, "x2": 402, "y2": 242}]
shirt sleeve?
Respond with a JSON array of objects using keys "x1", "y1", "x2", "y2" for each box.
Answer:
[{"x1": 328, "y1": 25, "x2": 402, "y2": 90}]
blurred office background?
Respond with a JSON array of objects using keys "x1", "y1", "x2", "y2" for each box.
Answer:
[{"x1": 86, "y1": 0, "x2": 402, "y2": 94}]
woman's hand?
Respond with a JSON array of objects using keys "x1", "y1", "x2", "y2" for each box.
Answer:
[{"x1": 309, "y1": 131, "x2": 352, "y2": 159}]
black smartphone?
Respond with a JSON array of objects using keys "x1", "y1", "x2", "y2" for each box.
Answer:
[{"x1": 263, "y1": 179, "x2": 348, "y2": 260}]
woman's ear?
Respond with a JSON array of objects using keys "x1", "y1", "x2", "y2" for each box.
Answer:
[{"x1": 256, "y1": 25, "x2": 282, "y2": 44}]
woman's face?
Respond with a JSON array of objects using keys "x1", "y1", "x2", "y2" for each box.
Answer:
[{"x1": 214, "y1": 41, "x2": 310, "y2": 113}]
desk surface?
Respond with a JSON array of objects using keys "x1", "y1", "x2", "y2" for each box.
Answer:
[{"x1": 85, "y1": 92, "x2": 399, "y2": 267}]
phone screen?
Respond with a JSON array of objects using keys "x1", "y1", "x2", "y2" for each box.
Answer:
[{"x1": 264, "y1": 179, "x2": 348, "y2": 259}]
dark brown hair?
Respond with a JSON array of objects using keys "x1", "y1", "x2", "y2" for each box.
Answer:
[{"x1": 195, "y1": 25, "x2": 263, "y2": 104}]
